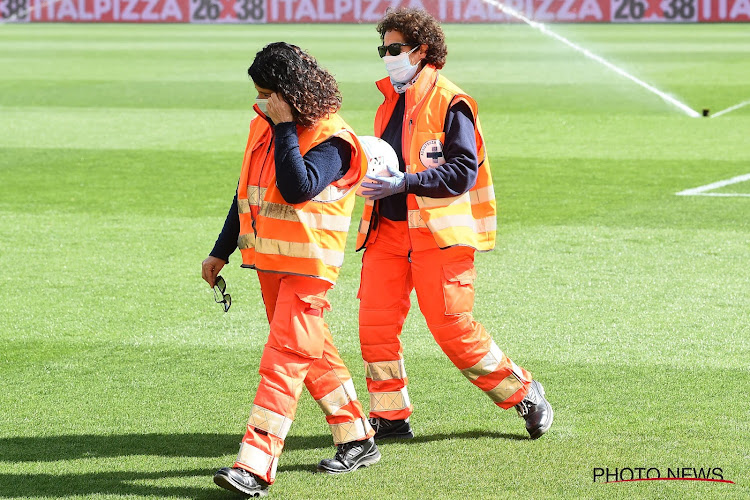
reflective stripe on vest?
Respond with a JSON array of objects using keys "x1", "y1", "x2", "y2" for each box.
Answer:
[
  {"x1": 255, "y1": 238, "x2": 345, "y2": 269},
  {"x1": 364, "y1": 359, "x2": 407, "y2": 381},
  {"x1": 420, "y1": 213, "x2": 497, "y2": 234},
  {"x1": 260, "y1": 201, "x2": 352, "y2": 233},
  {"x1": 247, "y1": 404, "x2": 293, "y2": 440},
  {"x1": 370, "y1": 387, "x2": 410, "y2": 412}
]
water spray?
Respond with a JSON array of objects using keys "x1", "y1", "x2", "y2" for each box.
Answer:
[
  {"x1": 481, "y1": 0, "x2": 702, "y2": 118},
  {"x1": 710, "y1": 100, "x2": 750, "y2": 119}
]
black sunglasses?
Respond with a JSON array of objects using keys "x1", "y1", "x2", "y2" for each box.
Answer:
[
  {"x1": 213, "y1": 275, "x2": 231, "y2": 312},
  {"x1": 378, "y1": 43, "x2": 413, "y2": 58}
]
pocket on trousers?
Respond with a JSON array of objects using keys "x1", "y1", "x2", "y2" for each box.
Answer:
[
  {"x1": 442, "y1": 260, "x2": 476, "y2": 315},
  {"x1": 281, "y1": 292, "x2": 331, "y2": 359}
]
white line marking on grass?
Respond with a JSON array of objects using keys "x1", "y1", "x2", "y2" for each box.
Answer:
[
  {"x1": 676, "y1": 173, "x2": 750, "y2": 197},
  {"x1": 481, "y1": 0, "x2": 702, "y2": 118},
  {"x1": 711, "y1": 100, "x2": 750, "y2": 119}
]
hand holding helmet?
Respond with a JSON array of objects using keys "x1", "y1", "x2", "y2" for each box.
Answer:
[{"x1": 356, "y1": 136, "x2": 404, "y2": 200}]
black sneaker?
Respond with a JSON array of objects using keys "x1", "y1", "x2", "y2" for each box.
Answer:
[
  {"x1": 369, "y1": 417, "x2": 414, "y2": 441},
  {"x1": 213, "y1": 467, "x2": 269, "y2": 497},
  {"x1": 514, "y1": 380, "x2": 553, "y2": 439},
  {"x1": 317, "y1": 437, "x2": 381, "y2": 474}
]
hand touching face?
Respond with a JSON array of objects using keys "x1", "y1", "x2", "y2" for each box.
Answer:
[
  {"x1": 266, "y1": 92, "x2": 294, "y2": 124},
  {"x1": 255, "y1": 83, "x2": 294, "y2": 124}
]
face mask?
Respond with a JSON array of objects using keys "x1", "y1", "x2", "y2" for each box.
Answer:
[
  {"x1": 255, "y1": 98, "x2": 268, "y2": 114},
  {"x1": 383, "y1": 46, "x2": 420, "y2": 85}
]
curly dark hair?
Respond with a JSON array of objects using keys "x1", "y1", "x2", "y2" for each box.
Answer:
[
  {"x1": 248, "y1": 42, "x2": 341, "y2": 128},
  {"x1": 377, "y1": 8, "x2": 447, "y2": 70}
]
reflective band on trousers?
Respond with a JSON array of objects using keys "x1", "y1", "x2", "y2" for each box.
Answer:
[
  {"x1": 370, "y1": 387, "x2": 410, "y2": 412},
  {"x1": 485, "y1": 373, "x2": 523, "y2": 403},
  {"x1": 247, "y1": 404, "x2": 293, "y2": 440},
  {"x1": 511, "y1": 361, "x2": 528, "y2": 383},
  {"x1": 330, "y1": 418, "x2": 371, "y2": 444},
  {"x1": 255, "y1": 238, "x2": 345, "y2": 268},
  {"x1": 260, "y1": 201, "x2": 351, "y2": 233},
  {"x1": 236, "y1": 442, "x2": 277, "y2": 479},
  {"x1": 365, "y1": 359, "x2": 407, "y2": 381},
  {"x1": 316, "y1": 378, "x2": 357, "y2": 416},
  {"x1": 460, "y1": 342, "x2": 504, "y2": 381}
]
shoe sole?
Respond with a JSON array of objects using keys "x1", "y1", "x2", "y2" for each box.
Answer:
[
  {"x1": 316, "y1": 447, "x2": 382, "y2": 475},
  {"x1": 213, "y1": 473, "x2": 268, "y2": 497},
  {"x1": 528, "y1": 381, "x2": 554, "y2": 440}
]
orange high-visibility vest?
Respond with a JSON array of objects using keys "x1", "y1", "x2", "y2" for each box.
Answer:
[
  {"x1": 356, "y1": 65, "x2": 496, "y2": 252},
  {"x1": 237, "y1": 111, "x2": 367, "y2": 284}
]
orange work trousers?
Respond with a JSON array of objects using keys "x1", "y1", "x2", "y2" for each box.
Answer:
[
  {"x1": 358, "y1": 218, "x2": 532, "y2": 421},
  {"x1": 234, "y1": 271, "x2": 373, "y2": 484}
]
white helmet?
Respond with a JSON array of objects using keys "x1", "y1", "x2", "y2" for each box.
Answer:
[{"x1": 356, "y1": 136, "x2": 399, "y2": 197}]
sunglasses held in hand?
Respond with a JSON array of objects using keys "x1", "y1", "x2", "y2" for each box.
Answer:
[
  {"x1": 213, "y1": 275, "x2": 231, "y2": 312},
  {"x1": 377, "y1": 43, "x2": 413, "y2": 58}
]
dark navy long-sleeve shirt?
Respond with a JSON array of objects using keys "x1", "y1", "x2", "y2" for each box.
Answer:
[
  {"x1": 210, "y1": 121, "x2": 350, "y2": 262},
  {"x1": 378, "y1": 93, "x2": 479, "y2": 221}
]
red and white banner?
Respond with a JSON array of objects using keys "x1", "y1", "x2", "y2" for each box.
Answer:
[{"x1": 2, "y1": 0, "x2": 748, "y2": 22}]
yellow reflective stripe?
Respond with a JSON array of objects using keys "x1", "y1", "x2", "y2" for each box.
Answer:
[
  {"x1": 247, "y1": 404, "x2": 293, "y2": 440},
  {"x1": 470, "y1": 185, "x2": 495, "y2": 205},
  {"x1": 476, "y1": 215, "x2": 497, "y2": 233},
  {"x1": 313, "y1": 185, "x2": 353, "y2": 203},
  {"x1": 246, "y1": 186, "x2": 266, "y2": 206},
  {"x1": 416, "y1": 185, "x2": 493, "y2": 210},
  {"x1": 330, "y1": 418, "x2": 370, "y2": 444},
  {"x1": 255, "y1": 238, "x2": 345, "y2": 268},
  {"x1": 485, "y1": 374, "x2": 523, "y2": 403},
  {"x1": 407, "y1": 210, "x2": 428, "y2": 229},
  {"x1": 370, "y1": 388, "x2": 410, "y2": 412},
  {"x1": 511, "y1": 361, "x2": 528, "y2": 383},
  {"x1": 238, "y1": 232, "x2": 256, "y2": 250},
  {"x1": 316, "y1": 379, "x2": 357, "y2": 416},
  {"x1": 365, "y1": 359, "x2": 407, "y2": 381},
  {"x1": 417, "y1": 192, "x2": 470, "y2": 209},
  {"x1": 236, "y1": 442, "x2": 276, "y2": 478},
  {"x1": 297, "y1": 211, "x2": 351, "y2": 233},
  {"x1": 461, "y1": 342, "x2": 504, "y2": 381},
  {"x1": 260, "y1": 202, "x2": 299, "y2": 223},
  {"x1": 259, "y1": 202, "x2": 351, "y2": 233},
  {"x1": 238, "y1": 198, "x2": 251, "y2": 214},
  {"x1": 428, "y1": 213, "x2": 497, "y2": 233}
]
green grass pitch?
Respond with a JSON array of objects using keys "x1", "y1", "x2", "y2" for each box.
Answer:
[{"x1": 1, "y1": 22, "x2": 748, "y2": 499}]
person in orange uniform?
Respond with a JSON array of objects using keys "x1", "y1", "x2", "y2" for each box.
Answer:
[
  {"x1": 357, "y1": 9, "x2": 553, "y2": 441},
  {"x1": 202, "y1": 42, "x2": 379, "y2": 497}
]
